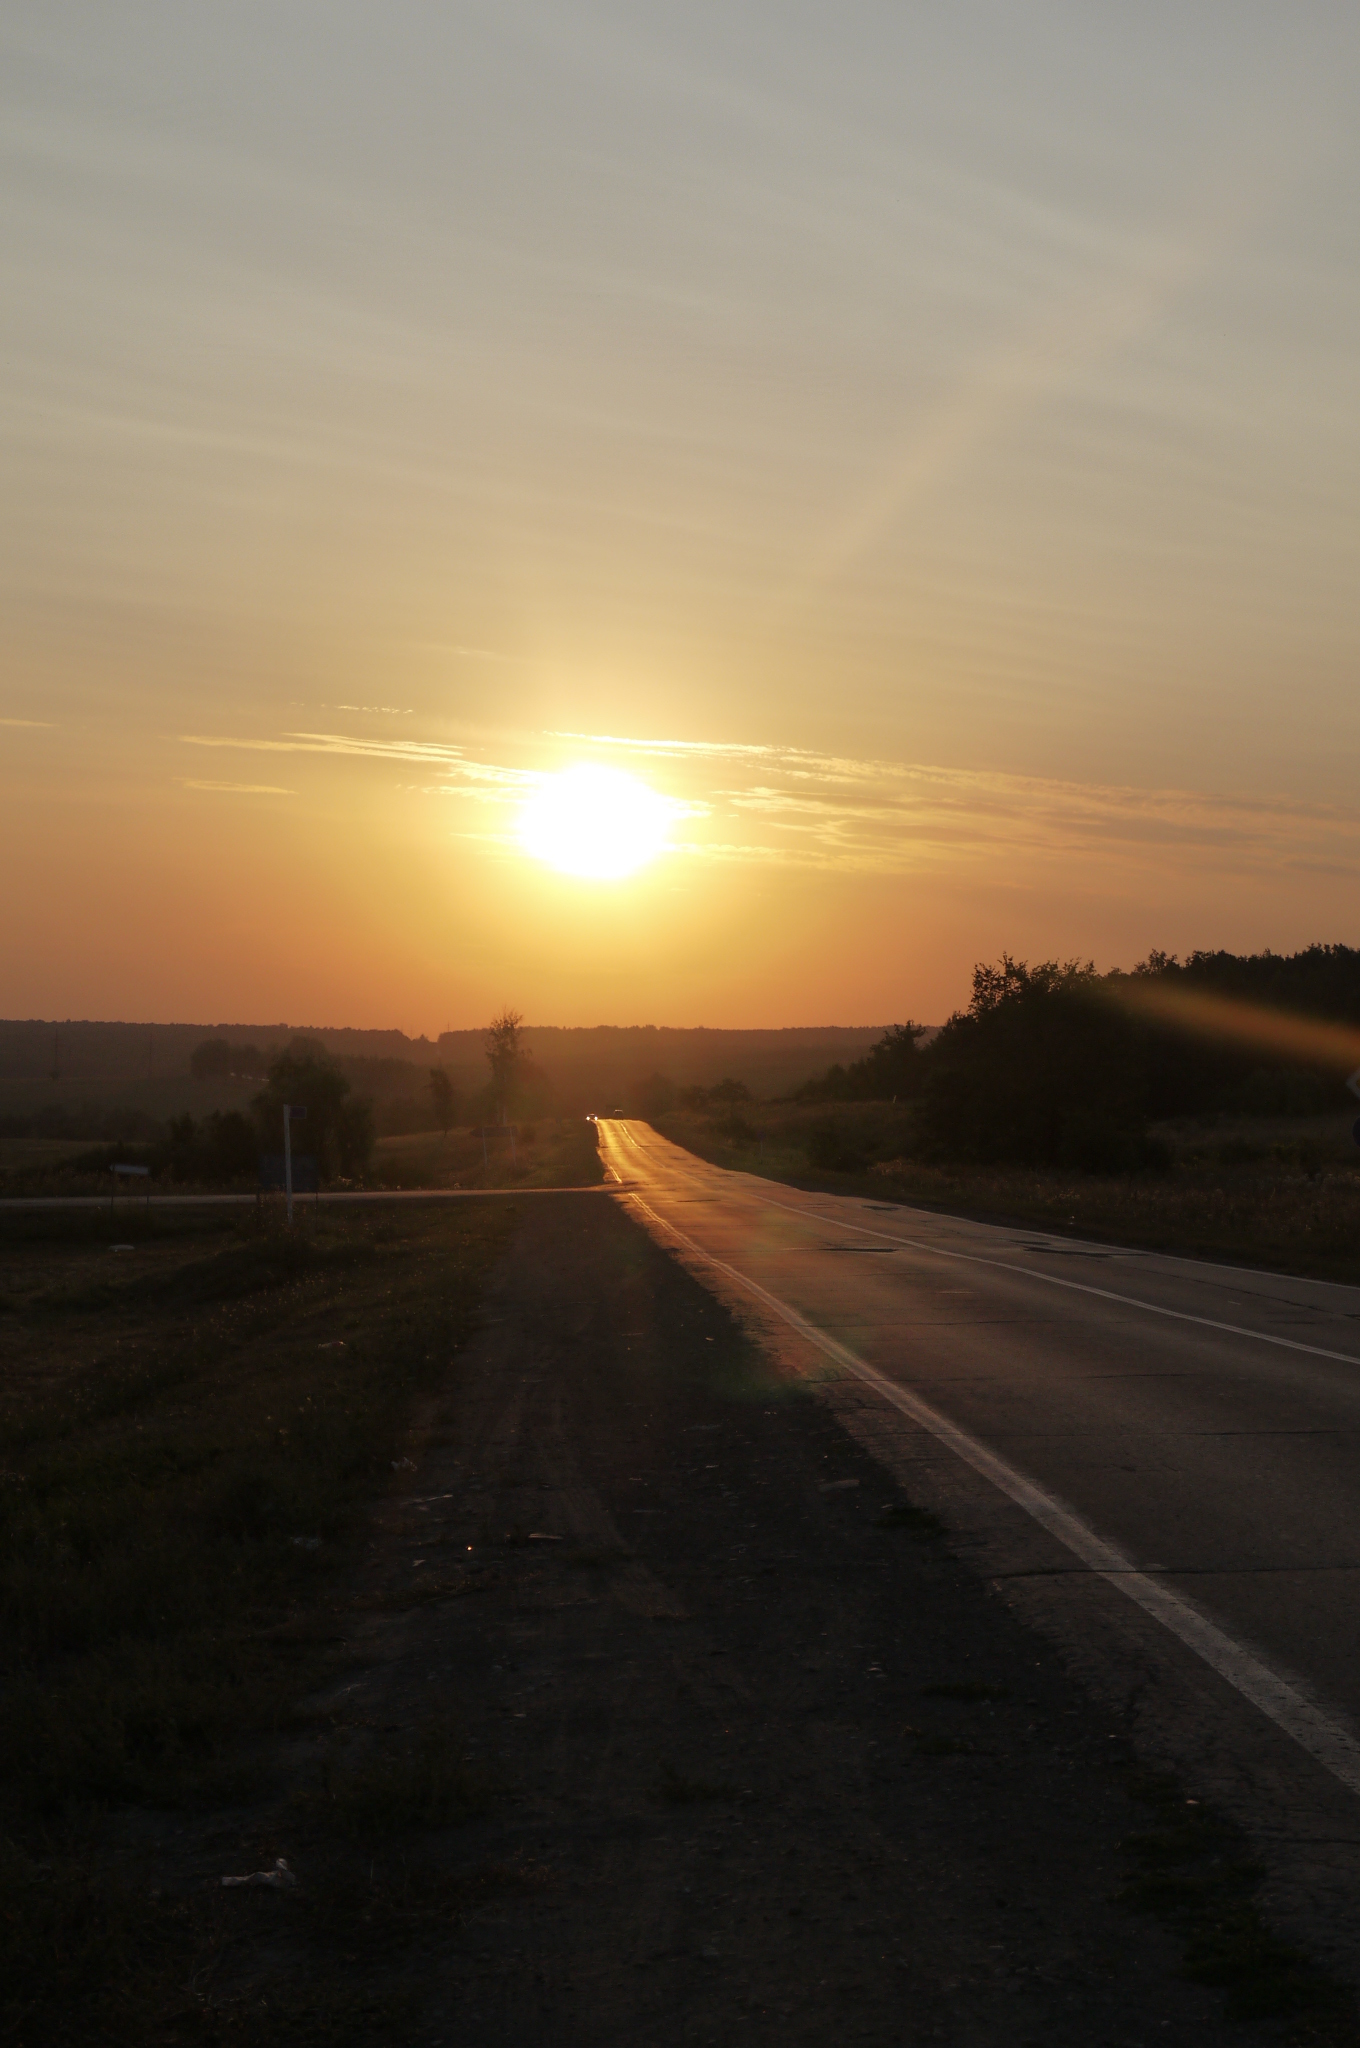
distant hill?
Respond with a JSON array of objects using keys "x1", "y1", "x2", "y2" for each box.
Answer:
[{"x1": 0, "y1": 1017, "x2": 893, "y2": 1127}]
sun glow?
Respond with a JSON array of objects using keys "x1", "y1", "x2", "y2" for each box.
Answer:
[{"x1": 518, "y1": 763, "x2": 675, "y2": 879}]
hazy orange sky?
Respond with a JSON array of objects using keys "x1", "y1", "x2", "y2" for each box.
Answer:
[{"x1": 4, "y1": 5, "x2": 1359, "y2": 1031}]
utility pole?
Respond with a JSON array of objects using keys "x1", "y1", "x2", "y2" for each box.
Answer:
[{"x1": 283, "y1": 1103, "x2": 307, "y2": 1225}]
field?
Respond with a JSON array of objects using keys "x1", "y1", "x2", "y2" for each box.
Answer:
[
  {"x1": 0, "y1": 1195, "x2": 524, "y2": 2042},
  {"x1": 368, "y1": 1116, "x2": 604, "y2": 1191},
  {"x1": 0, "y1": 1116, "x2": 605, "y2": 1203},
  {"x1": 654, "y1": 1102, "x2": 1360, "y2": 1286}
]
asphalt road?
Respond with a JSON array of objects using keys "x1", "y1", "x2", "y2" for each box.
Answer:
[{"x1": 597, "y1": 1116, "x2": 1360, "y2": 1963}]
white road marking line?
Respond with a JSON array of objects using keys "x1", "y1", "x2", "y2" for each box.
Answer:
[
  {"x1": 608, "y1": 1127, "x2": 1360, "y2": 1371},
  {"x1": 746, "y1": 1189, "x2": 1360, "y2": 1371},
  {"x1": 610, "y1": 1116, "x2": 1360, "y2": 1369},
  {"x1": 621, "y1": 1182, "x2": 1360, "y2": 1802}
]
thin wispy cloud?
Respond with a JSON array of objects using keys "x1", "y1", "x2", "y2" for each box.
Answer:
[
  {"x1": 179, "y1": 723, "x2": 1360, "y2": 883},
  {"x1": 0, "y1": 717, "x2": 54, "y2": 728},
  {"x1": 182, "y1": 779, "x2": 295, "y2": 795},
  {"x1": 180, "y1": 731, "x2": 466, "y2": 765}
]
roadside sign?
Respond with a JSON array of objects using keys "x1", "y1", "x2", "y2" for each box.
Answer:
[
  {"x1": 282, "y1": 1104, "x2": 308, "y2": 1223},
  {"x1": 110, "y1": 1161, "x2": 150, "y2": 1212}
]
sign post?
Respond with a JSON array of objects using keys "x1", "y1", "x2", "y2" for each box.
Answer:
[
  {"x1": 283, "y1": 1104, "x2": 307, "y2": 1224},
  {"x1": 109, "y1": 1162, "x2": 150, "y2": 1214}
]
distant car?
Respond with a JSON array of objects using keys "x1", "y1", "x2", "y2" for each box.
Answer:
[{"x1": 605, "y1": 1105, "x2": 624, "y2": 1118}]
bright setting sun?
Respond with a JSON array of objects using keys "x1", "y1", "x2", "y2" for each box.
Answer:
[{"x1": 517, "y1": 763, "x2": 675, "y2": 880}]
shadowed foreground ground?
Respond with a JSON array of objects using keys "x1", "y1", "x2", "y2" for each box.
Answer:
[{"x1": 3, "y1": 1194, "x2": 1354, "y2": 2043}]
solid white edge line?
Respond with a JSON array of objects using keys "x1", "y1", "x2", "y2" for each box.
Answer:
[
  {"x1": 610, "y1": 1122, "x2": 1360, "y2": 1368},
  {"x1": 618, "y1": 1174, "x2": 1360, "y2": 1802},
  {"x1": 746, "y1": 1186, "x2": 1360, "y2": 1371}
]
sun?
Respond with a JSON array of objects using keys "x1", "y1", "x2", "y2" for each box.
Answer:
[{"x1": 518, "y1": 763, "x2": 674, "y2": 879}]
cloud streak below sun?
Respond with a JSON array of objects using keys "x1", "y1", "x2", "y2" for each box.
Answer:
[{"x1": 178, "y1": 724, "x2": 1360, "y2": 887}]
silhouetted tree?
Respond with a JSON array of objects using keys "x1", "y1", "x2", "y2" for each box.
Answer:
[
  {"x1": 253, "y1": 1037, "x2": 374, "y2": 1178},
  {"x1": 483, "y1": 1009, "x2": 527, "y2": 1121},
  {"x1": 428, "y1": 1065, "x2": 456, "y2": 1135},
  {"x1": 190, "y1": 1038, "x2": 232, "y2": 1079},
  {"x1": 633, "y1": 1071, "x2": 677, "y2": 1118},
  {"x1": 794, "y1": 1022, "x2": 927, "y2": 1102},
  {"x1": 708, "y1": 1077, "x2": 752, "y2": 1104},
  {"x1": 191, "y1": 1037, "x2": 263, "y2": 1080},
  {"x1": 918, "y1": 957, "x2": 1147, "y2": 1169}
]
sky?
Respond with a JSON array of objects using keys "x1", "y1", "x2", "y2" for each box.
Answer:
[{"x1": 3, "y1": 2, "x2": 1359, "y2": 1031}]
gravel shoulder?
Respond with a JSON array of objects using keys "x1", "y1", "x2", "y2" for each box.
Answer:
[{"x1": 200, "y1": 1193, "x2": 1355, "y2": 2045}]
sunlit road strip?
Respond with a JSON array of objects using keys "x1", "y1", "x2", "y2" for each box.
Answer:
[
  {"x1": 752, "y1": 1194, "x2": 1360, "y2": 1373},
  {"x1": 607, "y1": 1119, "x2": 1360, "y2": 1370},
  {"x1": 602, "y1": 1121, "x2": 1360, "y2": 1804}
]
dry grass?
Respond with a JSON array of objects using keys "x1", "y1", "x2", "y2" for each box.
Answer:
[
  {"x1": 0, "y1": 1200, "x2": 514, "y2": 2041},
  {"x1": 368, "y1": 1115, "x2": 603, "y2": 1191},
  {"x1": 0, "y1": 1112, "x2": 604, "y2": 1200}
]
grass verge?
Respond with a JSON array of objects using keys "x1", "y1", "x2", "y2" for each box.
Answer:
[{"x1": 0, "y1": 1199, "x2": 514, "y2": 2043}]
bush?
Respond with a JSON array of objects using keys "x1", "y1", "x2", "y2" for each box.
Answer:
[
  {"x1": 807, "y1": 1118, "x2": 868, "y2": 1173},
  {"x1": 632, "y1": 1071, "x2": 678, "y2": 1118},
  {"x1": 190, "y1": 1038, "x2": 264, "y2": 1081},
  {"x1": 253, "y1": 1038, "x2": 374, "y2": 1181},
  {"x1": 166, "y1": 1111, "x2": 258, "y2": 1181},
  {"x1": 919, "y1": 957, "x2": 1147, "y2": 1168},
  {"x1": 795, "y1": 1023, "x2": 927, "y2": 1103}
]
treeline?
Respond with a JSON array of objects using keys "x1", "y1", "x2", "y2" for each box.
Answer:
[
  {"x1": 785, "y1": 946, "x2": 1360, "y2": 1172},
  {"x1": 58, "y1": 1040, "x2": 381, "y2": 1184}
]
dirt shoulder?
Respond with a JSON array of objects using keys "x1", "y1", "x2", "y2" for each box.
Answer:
[
  {"x1": 8, "y1": 1193, "x2": 1356, "y2": 2043},
  {"x1": 169, "y1": 1194, "x2": 1354, "y2": 2044}
]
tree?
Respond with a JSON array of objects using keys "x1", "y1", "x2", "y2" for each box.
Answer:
[
  {"x1": 793, "y1": 1023, "x2": 927, "y2": 1103},
  {"x1": 191, "y1": 1037, "x2": 263, "y2": 1080},
  {"x1": 632, "y1": 1070, "x2": 676, "y2": 1119},
  {"x1": 708, "y1": 1077, "x2": 752, "y2": 1104},
  {"x1": 428, "y1": 1065, "x2": 456, "y2": 1135},
  {"x1": 917, "y1": 957, "x2": 1147, "y2": 1169},
  {"x1": 253, "y1": 1037, "x2": 374, "y2": 1179},
  {"x1": 483, "y1": 1009, "x2": 526, "y2": 1121},
  {"x1": 190, "y1": 1037, "x2": 232, "y2": 1080}
]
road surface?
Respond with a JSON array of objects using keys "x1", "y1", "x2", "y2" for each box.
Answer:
[{"x1": 598, "y1": 1116, "x2": 1360, "y2": 1964}]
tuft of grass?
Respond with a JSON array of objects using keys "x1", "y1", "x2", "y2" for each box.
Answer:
[
  {"x1": 921, "y1": 1681, "x2": 1007, "y2": 1701},
  {"x1": 657, "y1": 1761, "x2": 741, "y2": 1805},
  {"x1": 911, "y1": 1732, "x2": 976, "y2": 1757},
  {"x1": 566, "y1": 1542, "x2": 630, "y2": 1568},
  {"x1": 306, "y1": 1718, "x2": 489, "y2": 1839},
  {"x1": 875, "y1": 1499, "x2": 943, "y2": 1534},
  {"x1": 1117, "y1": 1770, "x2": 1354, "y2": 2031}
]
